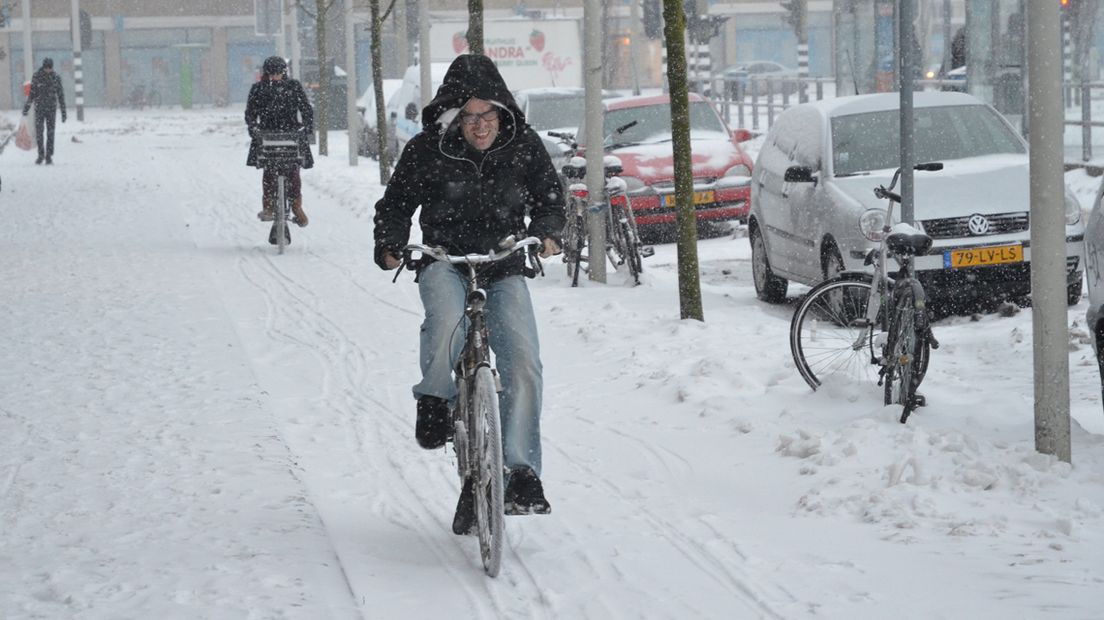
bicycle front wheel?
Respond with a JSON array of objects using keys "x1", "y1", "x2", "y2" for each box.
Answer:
[
  {"x1": 790, "y1": 277, "x2": 877, "y2": 390},
  {"x1": 883, "y1": 281, "x2": 931, "y2": 423},
  {"x1": 470, "y1": 365, "x2": 504, "y2": 577},
  {"x1": 563, "y1": 205, "x2": 586, "y2": 285},
  {"x1": 616, "y1": 204, "x2": 643, "y2": 284}
]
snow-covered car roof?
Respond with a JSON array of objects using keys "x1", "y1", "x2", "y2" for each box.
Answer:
[{"x1": 805, "y1": 91, "x2": 985, "y2": 118}]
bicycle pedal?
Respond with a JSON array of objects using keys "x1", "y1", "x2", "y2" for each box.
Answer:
[
  {"x1": 641, "y1": 246, "x2": 655, "y2": 258},
  {"x1": 914, "y1": 392, "x2": 927, "y2": 407}
]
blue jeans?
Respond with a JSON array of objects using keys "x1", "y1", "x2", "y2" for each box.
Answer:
[{"x1": 413, "y1": 261, "x2": 544, "y2": 475}]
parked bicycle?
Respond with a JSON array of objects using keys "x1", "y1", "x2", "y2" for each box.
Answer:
[
  {"x1": 549, "y1": 125, "x2": 650, "y2": 286},
  {"x1": 398, "y1": 235, "x2": 543, "y2": 577},
  {"x1": 255, "y1": 131, "x2": 304, "y2": 254},
  {"x1": 789, "y1": 163, "x2": 943, "y2": 423},
  {"x1": 125, "y1": 82, "x2": 162, "y2": 109}
]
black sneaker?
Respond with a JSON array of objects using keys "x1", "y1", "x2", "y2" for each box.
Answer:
[
  {"x1": 35, "y1": 156, "x2": 43, "y2": 165},
  {"x1": 452, "y1": 477, "x2": 476, "y2": 536},
  {"x1": 415, "y1": 396, "x2": 451, "y2": 449},
  {"x1": 44, "y1": 157, "x2": 52, "y2": 165},
  {"x1": 504, "y1": 468, "x2": 551, "y2": 515}
]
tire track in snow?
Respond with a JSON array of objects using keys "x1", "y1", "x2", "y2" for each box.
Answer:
[{"x1": 172, "y1": 132, "x2": 551, "y2": 617}]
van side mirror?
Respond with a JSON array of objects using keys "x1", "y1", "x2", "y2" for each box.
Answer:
[
  {"x1": 784, "y1": 165, "x2": 817, "y2": 184},
  {"x1": 732, "y1": 128, "x2": 753, "y2": 143}
]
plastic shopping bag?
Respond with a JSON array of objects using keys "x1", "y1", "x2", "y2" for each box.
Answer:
[{"x1": 15, "y1": 104, "x2": 35, "y2": 151}]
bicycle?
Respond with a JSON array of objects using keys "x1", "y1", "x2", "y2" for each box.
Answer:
[
  {"x1": 255, "y1": 131, "x2": 304, "y2": 254},
  {"x1": 789, "y1": 163, "x2": 943, "y2": 423},
  {"x1": 399, "y1": 235, "x2": 543, "y2": 577},
  {"x1": 550, "y1": 126, "x2": 650, "y2": 286},
  {"x1": 125, "y1": 82, "x2": 162, "y2": 109}
]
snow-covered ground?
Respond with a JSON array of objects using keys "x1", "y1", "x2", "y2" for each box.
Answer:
[{"x1": 1, "y1": 108, "x2": 1102, "y2": 619}]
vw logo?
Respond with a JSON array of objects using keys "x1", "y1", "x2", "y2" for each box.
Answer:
[{"x1": 967, "y1": 214, "x2": 991, "y2": 235}]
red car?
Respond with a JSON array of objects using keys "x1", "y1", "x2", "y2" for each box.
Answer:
[{"x1": 575, "y1": 93, "x2": 754, "y2": 237}]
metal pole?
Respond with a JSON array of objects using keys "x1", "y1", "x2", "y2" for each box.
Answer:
[
  {"x1": 628, "y1": 0, "x2": 643, "y2": 96},
  {"x1": 21, "y1": 0, "x2": 32, "y2": 81},
  {"x1": 797, "y1": 0, "x2": 808, "y2": 103},
  {"x1": 942, "y1": 0, "x2": 952, "y2": 73},
  {"x1": 69, "y1": 0, "x2": 84, "y2": 121},
  {"x1": 1027, "y1": 0, "x2": 1071, "y2": 463},
  {"x1": 899, "y1": 0, "x2": 916, "y2": 223},
  {"x1": 290, "y1": 2, "x2": 301, "y2": 80},
  {"x1": 418, "y1": 0, "x2": 430, "y2": 108},
  {"x1": 346, "y1": 0, "x2": 358, "y2": 166},
  {"x1": 396, "y1": 0, "x2": 409, "y2": 68},
  {"x1": 583, "y1": 0, "x2": 606, "y2": 283}
]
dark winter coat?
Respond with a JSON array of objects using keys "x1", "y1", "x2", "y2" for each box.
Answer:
[
  {"x1": 373, "y1": 54, "x2": 566, "y2": 279},
  {"x1": 22, "y1": 68, "x2": 66, "y2": 118},
  {"x1": 244, "y1": 76, "x2": 315, "y2": 169}
]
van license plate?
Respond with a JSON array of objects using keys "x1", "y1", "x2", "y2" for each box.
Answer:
[
  {"x1": 663, "y1": 190, "x2": 715, "y2": 207},
  {"x1": 944, "y1": 244, "x2": 1023, "y2": 268}
]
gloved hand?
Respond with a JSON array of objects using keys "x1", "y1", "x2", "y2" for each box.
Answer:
[{"x1": 61, "y1": 112, "x2": 67, "y2": 123}]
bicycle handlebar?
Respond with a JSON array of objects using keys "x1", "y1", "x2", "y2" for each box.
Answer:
[
  {"x1": 403, "y1": 236, "x2": 542, "y2": 266},
  {"x1": 876, "y1": 161, "x2": 944, "y2": 202}
]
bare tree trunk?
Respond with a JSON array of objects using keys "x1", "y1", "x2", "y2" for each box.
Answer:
[
  {"x1": 467, "y1": 0, "x2": 484, "y2": 55},
  {"x1": 662, "y1": 0, "x2": 703, "y2": 321},
  {"x1": 315, "y1": 0, "x2": 332, "y2": 156},
  {"x1": 369, "y1": 0, "x2": 392, "y2": 183}
]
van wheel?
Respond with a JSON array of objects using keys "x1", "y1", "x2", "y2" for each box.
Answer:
[{"x1": 751, "y1": 226, "x2": 787, "y2": 303}]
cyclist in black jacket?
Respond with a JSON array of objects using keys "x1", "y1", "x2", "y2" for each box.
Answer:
[
  {"x1": 245, "y1": 56, "x2": 314, "y2": 226},
  {"x1": 22, "y1": 58, "x2": 67, "y2": 165},
  {"x1": 374, "y1": 54, "x2": 564, "y2": 523}
]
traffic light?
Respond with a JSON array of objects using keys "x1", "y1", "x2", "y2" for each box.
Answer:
[
  {"x1": 780, "y1": 0, "x2": 805, "y2": 32},
  {"x1": 642, "y1": 0, "x2": 662, "y2": 39}
]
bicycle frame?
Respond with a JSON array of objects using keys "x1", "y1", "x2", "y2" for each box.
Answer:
[
  {"x1": 256, "y1": 131, "x2": 303, "y2": 254},
  {"x1": 400, "y1": 236, "x2": 541, "y2": 577}
]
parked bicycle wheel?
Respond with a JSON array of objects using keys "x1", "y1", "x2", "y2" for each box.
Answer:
[
  {"x1": 790, "y1": 277, "x2": 877, "y2": 390},
  {"x1": 470, "y1": 365, "x2": 504, "y2": 577},
  {"x1": 615, "y1": 201, "x2": 644, "y2": 283},
  {"x1": 563, "y1": 199, "x2": 586, "y2": 286},
  {"x1": 605, "y1": 200, "x2": 642, "y2": 284},
  {"x1": 883, "y1": 282, "x2": 931, "y2": 422}
]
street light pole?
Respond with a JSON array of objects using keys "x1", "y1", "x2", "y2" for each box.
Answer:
[
  {"x1": 345, "y1": 0, "x2": 358, "y2": 166},
  {"x1": 21, "y1": 0, "x2": 32, "y2": 83},
  {"x1": 69, "y1": 0, "x2": 85, "y2": 121},
  {"x1": 898, "y1": 0, "x2": 916, "y2": 223},
  {"x1": 1027, "y1": 0, "x2": 1071, "y2": 463}
]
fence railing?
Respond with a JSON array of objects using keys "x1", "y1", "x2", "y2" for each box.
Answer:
[{"x1": 701, "y1": 75, "x2": 1104, "y2": 165}]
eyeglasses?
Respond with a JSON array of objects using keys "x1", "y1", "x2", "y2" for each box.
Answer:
[{"x1": 459, "y1": 109, "x2": 499, "y2": 126}]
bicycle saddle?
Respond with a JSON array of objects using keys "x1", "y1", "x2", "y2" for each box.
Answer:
[{"x1": 886, "y1": 223, "x2": 933, "y2": 256}]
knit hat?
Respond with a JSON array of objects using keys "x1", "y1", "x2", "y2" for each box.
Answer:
[{"x1": 42, "y1": 58, "x2": 53, "y2": 69}]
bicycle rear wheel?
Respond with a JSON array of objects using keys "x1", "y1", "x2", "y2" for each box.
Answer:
[
  {"x1": 883, "y1": 281, "x2": 930, "y2": 423},
  {"x1": 615, "y1": 203, "x2": 643, "y2": 284},
  {"x1": 790, "y1": 277, "x2": 877, "y2": 390},
  {"x1": 470, "y1": 365, "x2": 504, "y2": 577}
]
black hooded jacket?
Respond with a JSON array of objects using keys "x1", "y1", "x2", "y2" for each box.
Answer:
[
  {"x1": 23, "y1": 67, "x2": 66, "y2": 117},
  {"x1": 373, "y1": 54, "x2": 565, "y2": 278},
  {"x1": 245, "y1": 76, "x2": 315, "y2": 169}
]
